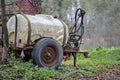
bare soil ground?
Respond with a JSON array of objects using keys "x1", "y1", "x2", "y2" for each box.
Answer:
[{"x1": 86, "y1": 66, "x2": 120, "y2": 80}]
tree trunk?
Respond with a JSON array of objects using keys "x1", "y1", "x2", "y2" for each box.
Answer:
[
  {"x1": 1, "y1": 0, "x2": 9, "y2": 62},
  {"x1": 58, "y1": 0, "x2": 63, "y2": 19}
]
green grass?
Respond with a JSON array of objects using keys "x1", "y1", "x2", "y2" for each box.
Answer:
[
  {"x1": 0, "y1": 46, "x2": 120, "y2": 79},
  {"x1": 61, "y1": 46, "x2": 120, "y2": 79},
  {"x1": 0, "y1": 59, "x2": 55, "y2": 80}
]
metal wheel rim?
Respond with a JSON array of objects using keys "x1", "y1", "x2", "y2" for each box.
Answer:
[{"x1": 41, "y1": 45, "x2": 58, "y2": 67}]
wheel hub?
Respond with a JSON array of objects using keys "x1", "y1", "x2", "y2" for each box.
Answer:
[{"x1": 41, "y1": 46, "x2": 58, "y2": 67}]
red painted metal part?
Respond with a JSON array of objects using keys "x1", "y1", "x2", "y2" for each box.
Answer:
[{"x1": 17, "y1": 0, "x2": 38, "y2": 14}]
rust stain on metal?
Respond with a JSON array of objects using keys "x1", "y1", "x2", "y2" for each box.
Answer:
[{"x1": 41, "y1": 46, "x2": 58, "y2": 67}]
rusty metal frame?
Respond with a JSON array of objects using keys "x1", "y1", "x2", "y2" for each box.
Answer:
[
  {"x1": 63, "y1": 8, "x2": 86, "y2": 67},
  {"x1": 14, "y1": 15, "x2": 18, "y2": 47},
  {"x1": 13, "y1": 13, "x2": 32, "y2": 54},
  {"x1": 63, "y1": 47, "x2": 89, "y2": 67},
  {"x1": 21, "y1": 14, "x2": 31, "y2": 45}
]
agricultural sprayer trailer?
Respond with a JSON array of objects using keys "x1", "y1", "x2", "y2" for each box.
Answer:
[{"x1": 7, "y1": 8, "x2": 87, "y2": 69}]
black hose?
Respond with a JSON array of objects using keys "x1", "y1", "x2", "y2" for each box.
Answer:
[{"x1": 69, "y1": 8, "x2": 86, "y2": 47}]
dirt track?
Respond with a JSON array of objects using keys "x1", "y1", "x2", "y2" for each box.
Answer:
[{"x1": 86, "y1": 66, "x2": 120, "y2": 80}]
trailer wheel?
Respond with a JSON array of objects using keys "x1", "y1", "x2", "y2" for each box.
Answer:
[{"x1": 32, "y1": 38, "x2": 63, "y2": 69}]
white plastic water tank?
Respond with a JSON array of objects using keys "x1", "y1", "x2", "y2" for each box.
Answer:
[{"x1": 7, "y1": 14, "x2": 69, "y2": 46}]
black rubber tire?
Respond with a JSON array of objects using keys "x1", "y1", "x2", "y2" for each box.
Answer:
[{"x1": 32, "y1": 38, "x2": 63, "y2": 69}]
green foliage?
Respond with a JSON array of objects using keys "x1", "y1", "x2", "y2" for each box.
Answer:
[
  {"x1": 62, "y1": 47, "x2": 120, "y2": 79},
  {"x1": 0, "y1": 47, "x2": 120, "y2": 79},
  {"x1": 0, "y1": 59, "x2": 55, "y2": 80}
]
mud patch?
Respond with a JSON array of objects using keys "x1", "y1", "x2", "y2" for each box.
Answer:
[{"x1": 86, "y1": 66, "x2": 120, "y2": 80}]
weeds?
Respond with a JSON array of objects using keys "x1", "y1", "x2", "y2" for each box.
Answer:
[
  {"x1": 0, "y1": 59, "x2": 55, "y2": 80},
  {"x1": 62, "y1": 46, "x2": 120, "y2": 79},
  {"x1": 0, "y1": 46, "x2": 120, "y2": 79}
]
